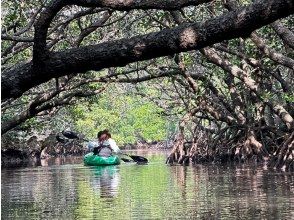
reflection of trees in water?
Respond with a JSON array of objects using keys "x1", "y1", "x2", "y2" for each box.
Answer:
[
  {"x1": 74, "y1": 166, "x2": 121, "y2": 219},
  {"x1": 2, "y1": 152, "x2": 294, "y2": 219},
  {"x1": 89, "y1": 166, "x2": 120, "y2": 198},
  {"x1": 170, "y1": 166, "x2": 188, "y2": 200},
  {"x1": 40, "y1": 156, "x2": 83, "y2": 166},
  {"x1": 1, "y1": 166, "x2": 78, "y2": 219},
  {"x1": 169, "y1": 164, "x2": 294, "y2": 219},
  {"x1": 216, "y1": 166, "x2": 294, "y2": 219}
]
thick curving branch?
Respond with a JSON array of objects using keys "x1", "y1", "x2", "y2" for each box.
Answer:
[
  {"x1": 2, "y1": 0, "x2": 294, "y2": 100},
  {"x1": 33, "y1": 0, "x2": 213, "y2": 61}
]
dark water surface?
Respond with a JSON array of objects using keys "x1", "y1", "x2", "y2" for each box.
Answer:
[{"x1": 2, "y1": 150, "x2": 294, "y2": 219}]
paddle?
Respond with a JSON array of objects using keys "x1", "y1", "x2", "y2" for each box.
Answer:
[
  {"x1": 122, "y1": 154, "x2": 148, "y2": 163},
  {"x1": 62, "y1": 130, "x2": 89, "y2": 142},
  {"x1": 56, "y1": 134, "x2": 69, "y2": 144},
  {"x1": 61, "y1": 130, "x2": 148, "y2": 163}
]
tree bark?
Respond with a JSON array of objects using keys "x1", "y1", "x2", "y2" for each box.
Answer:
[
  {"x1": 251, "y1": 33, "x2": 294, "y2": 69},
  {"x1": 271, "y1": 21, "x2": 294, "y2": 50},
  {"x1": 2, "y1": 0, "x2": 294, "y2": 100}
]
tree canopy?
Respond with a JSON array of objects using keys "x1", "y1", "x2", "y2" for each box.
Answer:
[
  {"x1": 1, "y1": 0, "x2": 294, "y2": 169},
  {"x1": 2, "y1": 0, "x2": 293, "y2": 99}
]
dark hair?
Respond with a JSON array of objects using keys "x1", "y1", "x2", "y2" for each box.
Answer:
[
  {"x1": 97, "y1": 129, "x2": 111, "y2": 138},
  {"x1": 97, "y1": 130, "x2": 105, "y2": 138}
]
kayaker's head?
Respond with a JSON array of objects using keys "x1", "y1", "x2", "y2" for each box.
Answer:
[{"x1": 97, "y1": 130, "x2": 108, "y2": 142}]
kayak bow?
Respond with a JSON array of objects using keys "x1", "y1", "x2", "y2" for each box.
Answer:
[{"x1": 84, "y1": 152, "x2": 120, "y2": 166}]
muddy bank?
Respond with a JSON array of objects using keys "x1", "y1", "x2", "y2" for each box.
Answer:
[{"x1": 1, "y1": 134, "x2": 85, "y2": 167}]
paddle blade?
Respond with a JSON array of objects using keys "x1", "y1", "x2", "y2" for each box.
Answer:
[
  {"x1": 128, "y1": 155, "x2": 148, "y2": 163},
  {"x1": 62, "y1": 130, "x2": 79, "y2": 139},
  {"x1": 56, "y1": 134, "x2": 68, "y2": 143}
]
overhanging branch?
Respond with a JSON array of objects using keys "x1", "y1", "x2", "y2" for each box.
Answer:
[{"x1": 2, "y1": 0, "x2": 294, "y2": 100}]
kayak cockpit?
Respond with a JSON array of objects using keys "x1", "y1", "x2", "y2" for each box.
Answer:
[{"x1": 84, "y1": 152, "x2": 120, "y2": 166}]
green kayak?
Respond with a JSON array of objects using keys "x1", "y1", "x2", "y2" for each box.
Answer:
[{"x1": 83, "y1": 152, "x2": 120, "y2": 166}]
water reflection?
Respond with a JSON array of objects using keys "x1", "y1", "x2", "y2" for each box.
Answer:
[
  {"x1": 89, "y1": 166, "x2": 120, "y2": 198},
  {"x1": 40, "y1": 156, "x2": 83, "y2": 167},
  {"x1": 2, "y1": 151, "x2": 294, "y2": 219},
  {"x1": 1, "y1": 165, "x2": 80, "y2": 219},
  {"x1": 168, "y1": 164, "x2": 294, "y2": 219}
]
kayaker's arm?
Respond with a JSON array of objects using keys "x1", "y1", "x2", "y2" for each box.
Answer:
[
  {"x1": 108, "y1": 138, "x2": 121, "y2": 154},
  {"x1": 93, "y1": 145, "x2": 103, "y2": 155}
]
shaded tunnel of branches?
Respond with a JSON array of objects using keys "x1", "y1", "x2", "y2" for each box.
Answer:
[{"x1": 1, "y1": 0, "x2": 294, "y2": 170}]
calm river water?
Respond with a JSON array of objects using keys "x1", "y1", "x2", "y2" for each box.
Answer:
[{"x1": 2, "y1": 150, "x2": 294, "y2": 219}]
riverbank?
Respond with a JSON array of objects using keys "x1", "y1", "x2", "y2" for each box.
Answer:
[{"x1": 1, "y1": 136, "x2": 171, "y2": 167}]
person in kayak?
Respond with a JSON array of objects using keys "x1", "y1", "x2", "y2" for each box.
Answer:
[{"x1": 93, "y1": 130, "x2": 113, "y2": 157}]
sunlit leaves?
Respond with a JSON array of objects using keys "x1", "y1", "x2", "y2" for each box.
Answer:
[{"x1": 70, "y1": 86, "x2": 167, "y2": 145}]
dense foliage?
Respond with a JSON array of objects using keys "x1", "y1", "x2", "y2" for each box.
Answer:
[
  {"x1": 70, "y1": 85, "x2": 169, "y2": 144},
  {"x1": 1, "y1": 0, "x2": 293, "y2": 169}
]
